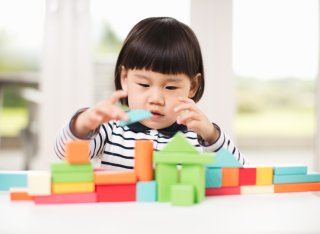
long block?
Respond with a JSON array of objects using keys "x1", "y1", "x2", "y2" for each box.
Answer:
[
  {"x1": 256, "y1": 167, "x2": 273, "y2": 185},
  {"x1": 205, "y1": 167, "x2": 222, "y2": 188},
  {"x1": 28, "y1": 171, "x2": 51, "y2": 196},
  {"x1": 274, "y1": 182, "x2": 320, "y2": 193},
  {"x1": 52, "y1": 172, "x2": 93, "y2": 183},
  {"x1": 0, "y1": 171, "x2": 27, "y2": 191},
  {"x1": 156, "y1": 164, "x2": 178, "y2": 202},
  {"x1": 96, "y1": 184, "x2": 136, "y2": 202},
  {"x1": 10, "y1": 188, "x2": 32, "y2": 201},
  {"x1": 273, "y1": 173, "x2": 320, "y2": 184},
  {"x1": 171, "y1": 184, "x2": 194, "y2": 206},
  {"x1": 239, "y1": 168, "x2": 256, "y2": 185},
  {"x1": 94, "y1": 171, "x2": 136, "y2": 185},
  {"x1": 135, "y1": 140, "x2": 154, "y2": 181},
  {"x1": 273, "y1": 165, "x2": 307, "y2": 175},
  {"x1": 52, "y1": 182, "x2": 94, "y2": 194},
  {"x1": 222, "y1": 168, "x2": 239, "y2": 187},
  {"x1": 240, "y1": 185, "x2": 274, "y2": 194},
  {"x1": 51, "y1": 162, "x2": 93, "y2": 173},
  {"x1": 206, "y1": 186, "x2": 241, "y2": 196},
  {"x1": 137, "y1": 181, "x2": 157, "y2": 202},
  {"x1": 65, "y1": 140, "x2": 90, "y2": 164},
  {"x1": 33, "y1": 193, "x2": 97, "y2": 204},
  {"x1": 154, "y1": 152, "x2": 214, "y2": 165}
]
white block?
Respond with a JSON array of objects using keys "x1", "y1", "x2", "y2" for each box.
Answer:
[
  {"x1": 241, "y1": 185, "x2": 274, "y2": 194},
  {"x1": 28, "y1": 171, "x2": 51, "y2": 196}
]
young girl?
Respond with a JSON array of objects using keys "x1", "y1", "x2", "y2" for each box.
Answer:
[{"x1": 55, "y1": 17, "x2": 245, "y2": 170}]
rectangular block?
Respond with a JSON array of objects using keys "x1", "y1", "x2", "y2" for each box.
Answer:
[
  {"x1": 94, "y1": 171, "x2": 136, "y2": 185},
  {"x1": 171, "y1": 184, "x2": 194, "y2": 206},
  {"x1": 239, "y1": 168, "x2": 256, "y2": 185},
  {"x1": 274, "y1": 182, "x2": 320, "y2": 193},
  {"x1": 28, "y1": 171, "x2": 51, "y2": 196},
  {"x1": 154, "y1": 152, "x2": 214, "y2": 165},
  {"x1": 256, "y1": 167, "x2": 273, "y2": 185},
  {"x1": 206, "y1": 167, "x2": 222, "y2": 188},
  {"x1": 273, "y1": 173, "x2": 320, "y2": 184},
  {"x1": 51, "y1": 162, "x2": 93, "y2": 173},
  {"x1": 65, "y1": 140, "x2": 90, "y2": 164},
  {"x1": 0, "y1": 171, "x2": 27, "y2": 191},
  {"x1": 96, "y1": 184, "x2": 136, "y2": 202},
  {"x1": 274, "y1": 165, "x2": 307, "y2": 175},
  {"x1": 10, "y1": 188, "x2": 32, "y2": 201},
  {"x1": 156, "y1": 164, "x2": 178, "y2": 202},
  {"x1": 137, "y1": 181, "x2": 157, "y2": 202},
  {"x1": 33, "y1": 193, "x2": 97, "y2": 204},
  {"x1": 52, "y1": 172, "x2": 93, "y2": 183},
  {"x1": 52, "y1": 182, "x2": 94, "y2": 194},
  {"x1": 240, "y1": 185, "x2": 274, "y2": 194},
  {"x1": 222, "y1": 168, "x2": 239, "y2": 187},
  {"x1": 206, "y1": 186, "x2": 241, "y2": 196}
]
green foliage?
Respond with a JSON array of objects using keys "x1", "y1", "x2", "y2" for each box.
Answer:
[{"x1": 95, "y1": 21, "x2": 122, "y2": 55}]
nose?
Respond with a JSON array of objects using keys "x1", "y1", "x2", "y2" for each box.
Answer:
[{"x1": 148, "y1": 88, "x2": 165, "y2": 106}]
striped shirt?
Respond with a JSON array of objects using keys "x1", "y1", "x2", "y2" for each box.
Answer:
[{"x1": 55, "y1": 112, "x2": 245, "y2": 171}]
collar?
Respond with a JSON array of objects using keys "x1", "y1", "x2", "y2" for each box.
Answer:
[{"x1": 126, "y1": 121, "x2": 187, "y2": 137}]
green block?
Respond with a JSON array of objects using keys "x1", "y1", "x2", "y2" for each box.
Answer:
[
  {"x1": 154, "y1": 152, "x2": 214, "y2": 165},
  {"x1": 171, "y1": 184, "x2": 194, "y2": 206},
  {"x1": 156, "y1": 164, "x2": 179, "y2": 202},
  {"x1": 180, "y1": 165, "x2": 205, "y2": 203},
  {"x1": 52, "y1": 171, "x2": 93, "y2": 182},
  {"x1": 205, "y1": 167, "x2": 222, "y2": 188},
  {"x1": 51, "y1": 162, "x2": 93, "y2": 173},
  {"x1": 273, "y1": 173, "x2": 320, "y2": 184},
  {"x1": 161, "y1": 132, "x2": 198, "y2": 153},
  {"x1": 273, "y1": 165, "x2": 307, "y2": 175},
  {"x1": 207, "y1": 148, "x2": 242, "y2": 168}
]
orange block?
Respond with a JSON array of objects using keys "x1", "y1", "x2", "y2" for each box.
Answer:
[
  {"x1": 94, "y1": 171, "x2": 137, "y2": 185},
  {"x1": 134, "y1": 140, "x2": 153, "y2": 181},
  {"x1": 222, "y1": 168, "x2": 239, "y2": 187},
  {"x1": 10, "y1": 188, "x2": 32, "y2": 201},
  {"x1": 65, "y1": 140, "x2": 90, "y2": 164},
  {"x1": 274, "y1": 182, "x2": 320, "y2": 193}
]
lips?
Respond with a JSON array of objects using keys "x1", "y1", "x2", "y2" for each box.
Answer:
[{"x1": 150, "y1": 111, "x2": 164, "y2": 118}]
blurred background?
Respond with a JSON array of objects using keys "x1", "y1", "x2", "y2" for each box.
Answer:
[{"x1": 0, "y1": 0, "x2": 319, "y2": 171}]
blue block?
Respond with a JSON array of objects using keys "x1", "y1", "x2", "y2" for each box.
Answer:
[
  {"x1": 207, "y1": 148, "x2": 242, "y2": 168},
  {"x1": 0, "y1": 171, "x2": 28, "y2": 191},
  {"x1": 120, "y1": 110, "x2": 152, "y2": 126},
  {"x1": 137, "y1": 181, "x2": 157, "y2": 202},
  {"x1": 273, "y1": 173, "x2": 320, "y2": 184},
  {"x1": 205, "y1": 167, "x2": 222, "y2": 188},
  {"x1": 273, "y1": 165, "x2": 307, "y2": 175}
]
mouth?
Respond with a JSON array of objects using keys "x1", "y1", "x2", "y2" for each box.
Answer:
[{"x1": 150, "y1": 111, "x2": 164, "y2": 119}]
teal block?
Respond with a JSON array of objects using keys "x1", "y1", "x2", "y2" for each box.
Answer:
[
  {"x1": 273, "y1": 173, "x2": 320, "y2": 184},
  {"x1": 205, "y1": 167, "x2": 222, "y2": 188},
  {"x1": 137, "y1": 181, "x2": 157, "y2": 202},
  {"x1": 171, "y1": 184, "x2": 194, "y2": 206},
  {"x1": 156, "y1": 164, "x2": 178, "y2": 202},
  {"x1": 119, "y1": 109, "x2": 152, "y2": 126},
  {"x1": 207, "y1": 148, "x2": 242, "y2": 168},
  {"x1": 273, "y1": 165, "x2": 307, "y2": 175},
  {"x1": 0, "y1": 171, "x2": 28, "y2": 191}
]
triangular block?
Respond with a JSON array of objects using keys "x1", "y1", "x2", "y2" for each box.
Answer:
[
  {"x1": 161, "y1": 132, "x2": 198, "y2": 153},
  {"x1": 207, "y1": 148, "x2": 242, "y2": 168}
]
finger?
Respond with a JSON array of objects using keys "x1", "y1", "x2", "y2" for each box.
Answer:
[
  {"x1": 178, "y1": 112, "x2": 201, "y2": 124},
  {"x1": 178, "y1": 97, "x2": 195, "y2": 104},
  {"x1": 111, "y1": 106, "x2": 129, "y2": 121},
  {"x1": 110, "y1": 90, "x2": 128, "y2": 104},
  {"x1": 174, "y1": 103, "x2": 196, "y2": 113}
]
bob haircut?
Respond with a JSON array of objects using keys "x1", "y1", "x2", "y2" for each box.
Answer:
[{"x1": 114, "y1": 17, "x2": 205, "y2": 105}]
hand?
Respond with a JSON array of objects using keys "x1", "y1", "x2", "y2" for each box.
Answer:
[
  {"x1": 174, "y1": 97, "x2": 219, "y2": 144},
  {"x1": 72, "y1": 90, "x2": 129, "y2": 137}
]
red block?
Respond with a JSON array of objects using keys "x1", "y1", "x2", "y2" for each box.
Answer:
[
  {"x1": 33, "y1": 193, "x2": 97, "y2": 204},
  {"x1": 239, "y1": 168, "x2": 256, "y2": 185},
  {"x1": 96, "y1": 184, "x2": 136, "y2": 202},
  {"x1": 206, "y1": 187, "x2": 240, "y2": 196}
]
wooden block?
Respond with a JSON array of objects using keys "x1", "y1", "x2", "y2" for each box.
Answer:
[
  {"x1": 155, "y1": 164, "x2": 179, "y2": 202},
  {"x1": 171, "y1": 184, "x2": 194, "y2": 206},
  {"x1": 52, "y1": 182, "x2": 94, "y2": 194},
  {"x1": 0, "y1": 171, "x2": 27, "y2": 191},
  {"x1": 10, "y1": 188, "x2": 32, "y2": 201},
  {"x1": 94, "y1": 171, "x2": 136, "y2": 184},
  {"x1": 134, "y1": 140, "x2": 154, "y2": 181},
  {"x1": 136, "y1": 181, "x2": 157, "y2": 202},
  {"x1": 207, "y1": 148, "x2": 243, "y2": 168},
  {"x1": 119, "y1": 109, "x2": 152, "y2": 126},
  {"x1": 239, "y1": 168, "x2": 256, "y2": 185},
  {"x1": 65, "y1": 140, "x2": 90, "y2": 164},
  {"x1": 206, "y1": 186, "x2": 241, "y2": 196},
  {"x1": 28, "y1": 171, "x2": 51, "y2": 196},
  {"x1": 52, "y1": 171, "x2": 93, "y2": 183},
  {"x1": 274, "y1": 165, "x2": 307, "y2": 175},
  {"x1": 256, "y1": 167, "x2": 273, "y2": 185},
  {"x1": 154, "y1": 152, "x2": 214, "y2": 165},
  {"x1": 205, "y1": 167, "x2": 222, "y2": 188},
  {"x1": 51, "y1": 162, "x2": 93, "y2": 173},
  {"x1": 222, "y1": 168, "x2": 239, "y2": 187},
  {"x1": 274, "y1": 182, "x2": 320, "y2": 193},
  {"x1": 96, "y1": 184, "x2": 136, "y2": 202},
  {"x1": 273, "y1": 173, "x2": 320, "y2": 184},
  {"x1": 240, "y1": 185, "x2": 274, "y2": 194},
  {"x1": 33, "y1": 193, "x2": 97, "y2": 204}
]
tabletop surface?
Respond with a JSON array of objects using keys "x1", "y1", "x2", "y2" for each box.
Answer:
[{"x1": 1, "y1": 191, "x2": 320, "y2": 234}]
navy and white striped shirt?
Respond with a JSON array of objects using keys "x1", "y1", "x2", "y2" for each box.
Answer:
[{"x1": 55, "y1": 113, "x2": 245, "y2": 171}]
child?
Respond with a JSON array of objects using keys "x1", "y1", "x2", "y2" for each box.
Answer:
[{"x1": 55, "y1": 17, "x2": 245, "y2": 170}]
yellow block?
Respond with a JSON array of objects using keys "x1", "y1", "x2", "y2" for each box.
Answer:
[
  {"x1": 241, "y1": 185, "x2": 274, "y2": 194},
  {"x1": 256, "y1": 167, "x2": 273, "y2": 185},
  {"x1": 52, "y1": 182, "x2": 94, "y2": 194}
]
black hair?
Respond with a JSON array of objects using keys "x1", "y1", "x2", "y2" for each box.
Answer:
[{"x1": 114, "y1": 17, "x2": 205, "y2": 105}]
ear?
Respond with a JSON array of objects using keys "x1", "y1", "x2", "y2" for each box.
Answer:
[
  {"x1": 188, "y1": 73, "x2": 201, "y2": 98},
  {"x1": 120, "y1": 66, "x2": 128, "y2": 91}
]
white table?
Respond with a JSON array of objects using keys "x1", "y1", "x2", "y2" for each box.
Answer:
[{"x1": 1, "y1": 191, "x2": 320, "y2": 234}]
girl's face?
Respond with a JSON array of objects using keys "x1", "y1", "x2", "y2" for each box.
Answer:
[{"x1": 120, "y1": 68, "x2": 198, "y2": 129}]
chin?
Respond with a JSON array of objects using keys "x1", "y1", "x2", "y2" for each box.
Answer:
[{"x1": 141, "y1": 120, "x2": 173, "y2": 130}]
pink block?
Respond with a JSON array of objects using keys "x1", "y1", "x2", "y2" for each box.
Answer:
[
  {"x1": 206, "y1": 186, "x2": 241, "y2": 196},
  {"x1": 33, "y1": 193, "x2": 97, "y2": 204}
]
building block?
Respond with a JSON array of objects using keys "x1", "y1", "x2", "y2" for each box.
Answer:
[
  {"x1": 256, "y1": 167, "x2": 273, "y2": 185},
  {"x1": 206, "y1": 186, "x2": 241, "y2": 196},
  {"x1": 154, "y1": 152, "x2": 214, "y2": 164},
  {"x1": 136, "y1": 181, "x2": 157, "y2": 202},
  {"x1": 273, "y1": 173, "x2": 320, "y2": 184},
  {"x1": 205, "y1": 167, "x2": 222, "y2": 188},
  {"x1": 239, "y1": 168, "x2": 256, "y2": 185},
  {"x1": 0, "y1": 171, "x2": 27, "y2": 191},
  {"x1": 33, "y1": 193, "x2": 97, "y2": 204},
  {"x1": 65, "y1": 140, "x2": 90, "y2": 164},
  {"x1": 240, "y1": 185, "x2": 274, "y2": 194},
  {"x1": 160, "y1": 132, "x2": 199, "y2": 153},
  {"x1": 96, "y1": 184, "x2": 136, "y2": 202},
  {"x1": 28, "y1": 171, "x2": 51, "y2": 196},
  {"x1": 10, "y1": 188, "x2": 32, "y2": 201},
  {"x1": 156, "y1": 164, "x2": 179, "y2": 202},
  {"x1": 180, "y1": 165, "x2": 205, "y2": 203},
  {"x1": 207, "y1": 148, "x2": 243, "y2": 168},
  {"x1": 52, "y1": 182, "x2": 94, "y2": 194},
  {"x1": 94, "y1": 171, "x2": 136, "y2": 184},
  {"x1": 274, "y1": 182, "x2": 320, "y2": 193},
  {"x1": 119, "y1": 109, "x2": 152, "y2": 126},
  {"x1": 273, "y1": 165, "x2": 307, "y2": 175},
  {"x1": 51, "y1": 162, "x2": 93, "y2": 173},
  {"x1": 222, "y1": 168, "x2": 239, "y2": 187},
  {"x1": 134, "y1": 140, "x2": 154, "y2": 181},
  {"x1": 171, "y1": 184, "x2": 194, "y2": 206},
  {"x1": 52, "y1": 171, "x2": 93, "y2": 183}
]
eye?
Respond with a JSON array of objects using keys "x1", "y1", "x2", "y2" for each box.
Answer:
[
  {"x1": 166, "y1": 86, "x2": 177, "y2": 90},
  {"x1": 138, "y1": 83, "x2": 149, "y2": 88}
]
